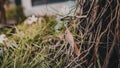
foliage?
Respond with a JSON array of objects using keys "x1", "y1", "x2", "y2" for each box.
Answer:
[
  {"x1": 6, "y1": 6, "x2": 26, "y2": 23},
  {"x1": 0, "y1": 16, "x2": 70, "y2": 68}
]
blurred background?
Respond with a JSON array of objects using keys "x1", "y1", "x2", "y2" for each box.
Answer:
[{"x1": 0, "y1": 0, "x2": 73, "y2": 25}]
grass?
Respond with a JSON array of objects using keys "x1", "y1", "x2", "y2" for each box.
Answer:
[{"x1": 0, "y1": 16, "x2": 73, "y2": 68}]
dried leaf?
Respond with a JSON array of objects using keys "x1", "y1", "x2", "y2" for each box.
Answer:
[
  {"x1": 65, "y1": 29, "x2": 80, "y2": 56},
  {"x1": 74, "y1": 42, "x2": 80, "y2": 56}
]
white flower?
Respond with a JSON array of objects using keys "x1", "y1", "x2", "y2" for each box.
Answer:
[
  {"x1": 26, "y1": 15, "x2": 38, "y2": 25},
  {"x1": 0, "y1": 34, "x2": 7, "y2": 44}
]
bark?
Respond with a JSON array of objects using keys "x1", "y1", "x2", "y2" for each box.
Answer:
[{"x1": 0, "y1": 0, "x2": 6, "y2": 24}]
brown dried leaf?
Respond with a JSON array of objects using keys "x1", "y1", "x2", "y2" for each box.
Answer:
[
  {"x1": 65, "y1": 29, "x2": 80, "y2": 56},
  {"x1": 74, "y1": 42, "x2": 80, "y2": 56}
]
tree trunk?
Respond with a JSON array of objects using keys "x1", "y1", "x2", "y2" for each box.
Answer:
[{"x1": 0, "y1": 0, "x2": 6, "y2": 25}]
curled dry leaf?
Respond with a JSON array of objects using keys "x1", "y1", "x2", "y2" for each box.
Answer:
[{"x1": 65, "y1": 29, "x2": 80, "y2": 56}]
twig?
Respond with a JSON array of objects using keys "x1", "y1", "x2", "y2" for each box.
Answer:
[{"x1": 61, "y1": 15, "x2": 87, "y2": 21}]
